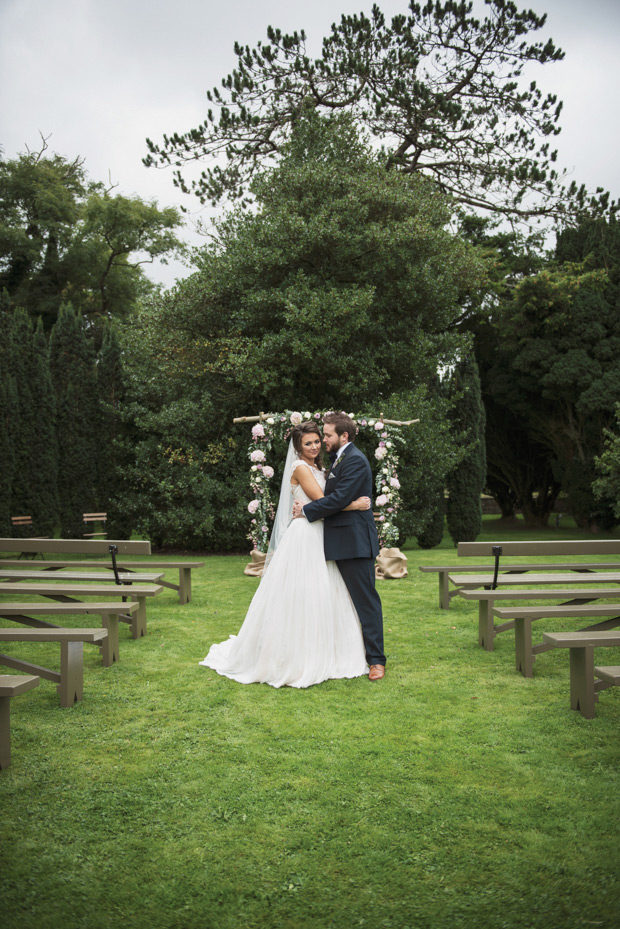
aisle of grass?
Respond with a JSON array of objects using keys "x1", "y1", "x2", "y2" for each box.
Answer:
[{"x1": 1, "y1": 522, "x2": 619, "y2": 929}]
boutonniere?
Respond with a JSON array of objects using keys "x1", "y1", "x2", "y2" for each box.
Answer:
[{"x1": 333, "y1": 452, "x2": 346, "y2": 468}]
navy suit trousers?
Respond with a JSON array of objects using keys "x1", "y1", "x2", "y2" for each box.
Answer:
[{"x1": 336, "y1": 556, "x2": 386, "y2": 666}]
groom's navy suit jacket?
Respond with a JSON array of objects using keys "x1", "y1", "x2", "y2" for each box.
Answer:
[{"x1": 303, "y1": 444, "x2": 380, "y2": 561}]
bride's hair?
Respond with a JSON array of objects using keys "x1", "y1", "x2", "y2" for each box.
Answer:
[{"x1": 291, "y1": 422, "x2": 324, "y2": 470}]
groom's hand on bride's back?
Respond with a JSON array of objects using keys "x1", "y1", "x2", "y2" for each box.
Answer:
[{"x1": 292, "y1": 501, "x2": 305, "y2": 519}]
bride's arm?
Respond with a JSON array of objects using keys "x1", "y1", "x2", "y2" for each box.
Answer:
[
  {"x1": 291, "y1": 466, "x2": 369, "y2": 510},
  {"x1": 290, "y1": 464, "x2": 325, "y2": 501}
]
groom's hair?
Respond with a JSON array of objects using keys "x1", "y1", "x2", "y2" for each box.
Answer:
[{"x1": 323, "y1": 412, "x2": 358, "y2": 443}]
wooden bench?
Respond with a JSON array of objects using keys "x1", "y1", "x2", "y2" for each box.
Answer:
[
  {"x1": 0, "y1": 539, "x2": 202, "y2": 604},
  {"x1": 0, "y1": 628, "x2": 108, "y2": 707},
  {"x1": 0, "y1": 602, "x2": 141, "y2": 666},
  {"x1": 421, "y1": 539, "x2": 620, "y2": 609},
  {"x1": 9, "y1": 518, "x2": 47, "y2": 556},
  {"x1": 0, "y1": 582, "x2": 163, "y2": 639},
  {"x1": 459, "y1": 586, "x2": 620, "y2": 652},
  {"x1": 0, "y1": 674, "x2": 40, "y2": 769},
  {"x1": 83, "y1": 512, "x2": 107, "y2": 538},
  {"x1": 541, "y1": 631, "x2": 620, "y2": 718}
]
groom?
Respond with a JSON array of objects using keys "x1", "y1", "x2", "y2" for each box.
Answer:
[{"x1": 292, "y1": 412, "x2": 386, "y2": 680}]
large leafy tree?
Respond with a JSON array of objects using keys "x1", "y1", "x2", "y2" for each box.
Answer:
[
  {"x1": 483, "y1": 214, "x2": 620, "y2": 529},
  {"x1": 0, "y1": 141, "x2": 185, "y2": 332},
  {"x1": 144, "y1": 0, "x2": 605, "y2": 223},
  {"x1": 123, "y1": 112, "x2": 486, "y2": 550}
]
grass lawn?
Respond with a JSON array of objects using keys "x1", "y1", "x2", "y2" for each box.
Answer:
[{"x1": 1, "y1": 517, "x2": 619, "y2": 929}]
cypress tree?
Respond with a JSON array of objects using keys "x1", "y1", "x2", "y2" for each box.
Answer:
[
  {"x1": 28, "y1": 318, "x2": 59, "y2": 535},
  {"x1": 56, "y1": 380, "x2": 88, "y2": 537},
  {"x1": 50, "y1": 304, "x2": 97, "y2": 536},
  {"x1": 8, "y1": 309, "x2": 36, "y2": 536},
  {"x1": 0, "y1": 291, "x2": 15, "y2": 534},
  {"x1": 415, "y1": 484, "x2": 446, "y2": 549},
  {"x1": 97, "y1": 322, "x2": 133, "y2": 539},
  {"x1": 446, "y1": 357, "x2": 487, "y2": 544}
]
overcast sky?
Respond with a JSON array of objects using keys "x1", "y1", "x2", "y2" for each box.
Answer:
[{"x1": 2, "y1": 0, "x2": 619, "y2": 287}]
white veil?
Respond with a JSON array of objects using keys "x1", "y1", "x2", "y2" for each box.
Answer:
[{"x1": 263, "y1": 438, "x2": 298, "y2": 577}]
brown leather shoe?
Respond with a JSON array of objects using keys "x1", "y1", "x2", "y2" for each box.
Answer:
[{"x1": 368, "y1": 664, "x2": 385, "y2": 681}]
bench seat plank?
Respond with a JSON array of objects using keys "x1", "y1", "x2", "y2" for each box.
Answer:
[
  {"x1": 0, "y1": 570, "x2": 163, "y2": 583},
  {"x1": 449, "y1": 572, "x2": 620, "y2": 586},
  {"x1": 0, "y1": 628, "x2": 108, "y2": 707},
  {"x1": 594, "y1": 666, "x2": 620, "y2": 685},
  {"x1": 0, "y1": 674, "x2": 40, "y2": 769},
  {"x1": 0, "y1": 538, "x2": 151, "y2": 556}
]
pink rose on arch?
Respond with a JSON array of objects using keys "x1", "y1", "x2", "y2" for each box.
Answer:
[
  {"x1": 381, "y1": 431, "x2": 388, "y2": 439},
  {"x1": 374, "y1": 421, "x2": 384, "y2": 431},
  {"x1": 261, "y1": 525, "x2": 268, "y2": 533},
  {"x1": 390, "y1": 477, "x2": 401, "y2": 489},
  {"x1": 263, "y1": 466, "x2": 274, "y2": 479},
  {"x1": 378, "y1": 515, "x2": 386, "y2": 522},
  {"x1": 248, "y1": 500, "x2": 260, "y2": 514},
  {"x1": 290, "y1": 411, "x2": 303, "y2": 425},
  {"x1": 376, "y1": 494, "x2": 389, "y2": 507},
  {"x1": 375, "y1": 447, "x2": 387, "y2": 461},
  {"x1": 251, "y1": 424, "x2": 265, "y2": 439},
  {"x1": 250, "y1": 450, "x2": 266, "y2": 463}
]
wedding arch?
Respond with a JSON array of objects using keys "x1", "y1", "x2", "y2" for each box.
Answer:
[{"x1": 233, "y1": 409, "x2": 419, "y2": 557}]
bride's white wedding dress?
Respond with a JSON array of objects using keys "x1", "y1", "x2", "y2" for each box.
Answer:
[{"x1": 199, "y1": 460, "x2": 368, "y2": 688}]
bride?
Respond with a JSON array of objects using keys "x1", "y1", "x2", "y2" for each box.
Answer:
[{"x1": 199, "y1": 421, "x2": 369, "y2": 687}]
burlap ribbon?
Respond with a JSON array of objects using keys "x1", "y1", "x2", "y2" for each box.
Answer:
[
  {"x1": 375, "y1": 546, "x2": 408, "y2": 579},
  {"x1": 244, "y1": 549, "x2": 266, "y2": 577}
]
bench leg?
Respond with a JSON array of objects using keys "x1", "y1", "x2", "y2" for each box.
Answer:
[
  {"x1": 58, "y1": 641, "x2": 84, "y2": 707},
  {"x1": 478, "y1": 600, "x2": 495, "y2": 651},
  {"x1": 514, "y1": 617, "x2": 534, "y2": 678},
  {"x1": 0, "y1": 695, "x2": 11, "y2": 769},
  {"x1": 569, "y1": 646, "x2": 595, "y2": 719},
  {"x1": 178, "y1": 568, "x2": 192, "y2": 605},
  {"x1": 130, "y1": 597, "x2": 147, "y2": 639},
  {"x1": 100, "y1": 614, "x2": 120, "y2": 666},
  {"x1": 438, "y1": 572, "x2": 450, "y2": 610}
]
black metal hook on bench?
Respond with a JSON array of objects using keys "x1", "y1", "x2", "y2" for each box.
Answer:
[
  {"x1": 484, "y1": 545, "x2": 503, "y2": 590},
  {"x1": 491, "y1": 545, "x2": 502, "y2": 590},
  {"x1": 109, "y1": 544, "x2": 132, "y2": 587}
]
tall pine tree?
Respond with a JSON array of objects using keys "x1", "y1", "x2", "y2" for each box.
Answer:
[
  {"x1": 0, "y1": 291, "x2": 15, "y2": 535},
  {"x1": 97, "y1": 322, "x2": 133, "y2": 539},
  {"x1": 49, "y1": 304, "x2": 97, "y2": 536},
  {"x1": 29, "y1": 318, "x2": 59, "y2": 535},
  {"x1": 7, "y1": 309, "x2": 36, "y2": 536},
  {"x1": 446, "y1": 357, "x2": 487, "y2": 544}
]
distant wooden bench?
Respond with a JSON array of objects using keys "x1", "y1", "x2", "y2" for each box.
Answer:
[
  {"x1": 0, "y1": 674, "x2": 40, "y2": 769},
  {"x1": 0, "y1": 628, "x2": 108, "y2": 707},
  {"x1": 83, "y1": 512, "x2": 107, "y2": 538},
  {"x1": 541, "y1": 630, "x2": 620, "y2": 718},
  {"x1": 0, "y1": 602, "x2": 141, "y2": 666},
  {"x1": 9, "y1": 518, "x2": 48, "y2": 556},
  {"x1": 0, "y1": 582, "x2": 162, "y2": 639},
  {"x1": 420, "y1": 539, "x2": 620, "y2": 609},
  {"x1": 0, "y1": 539, "x2": 202, "y2": 604}
]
